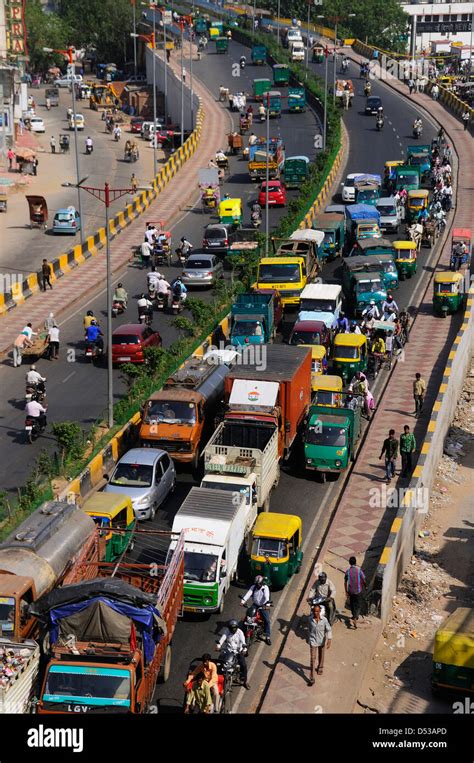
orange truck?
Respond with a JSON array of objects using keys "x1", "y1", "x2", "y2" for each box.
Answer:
[
  {"x1": 34, "y1": 530, "x2": 184, "y2": 714},
  {"x1": 139, "y1": 355, "x2": 233, "y2": 470},
  {"x1": 223, "y1": 345, "x2": 312, "y2": 461},
  {"x1": 0, "y1": 500, "x2": 103, "y2": 643}
]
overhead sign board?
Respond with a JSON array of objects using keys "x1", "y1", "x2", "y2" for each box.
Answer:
[{"x1": 417, "y1": 21, "x2": 472, "y2": 34}]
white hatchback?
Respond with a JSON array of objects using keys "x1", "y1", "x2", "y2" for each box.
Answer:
[
  {"x1": 341, "y1": 172, "x2": 362, "y2": 203},
  {"x1": 30, "y1": 117, "x2": 45, "y2": 133}
]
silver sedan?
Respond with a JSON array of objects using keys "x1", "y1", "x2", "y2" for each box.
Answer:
[{"x1": 181, "y1": 254, "x2": 224, "y2": 288}]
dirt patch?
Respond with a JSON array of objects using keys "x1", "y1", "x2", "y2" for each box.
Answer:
[{"x1": 356, "y1": 361, "x2": 474, "y2": 714}]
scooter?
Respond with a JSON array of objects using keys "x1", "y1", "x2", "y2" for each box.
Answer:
[
  {"x1": 171, "y1": 294, "x2": 184, "y2": 315},
  {"x1": 240, "y1": 58, "x2": 246, "y2": 70},
  {"x1": 307, "y1": 593, "x2": 336, "y2": 625},
  {"x1": 114, "y1": 131, "x2": 121, "y2": 142},
  {"x1": 25, "y1": 381, "x2": 46, "y2": 405},
  {"x1": 251, "y1": 211, "x2": 262, "y2": 228},
  {"x1": 413, "y1": 125, "x2": 422, "y2": 139},
  {"x1": 258, "y1": 110, "x2": 266, "y2": 122},
  {"x1": 111, "y1": 299, "x2": 126, "y2": 318},
  {"x1": 157, "y1": 292, "x2": 168, "y2": 311},
  {"x1": 85, "y1": 143, "x2": 93, "y2": 155},
  {"x1": 376, "y1": 117, "x2": 384, "y2": 131},
  {"x1": 241, "y1": 601, "x2": 272, "y2": 648},
  {"x1": 85, "y1": 341, "x2": 104, "y2": 362},
  {"x1": 138, "y1": 308, "x2": 153, "y2": 325}
]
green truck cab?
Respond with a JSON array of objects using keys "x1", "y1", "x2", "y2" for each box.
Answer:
[
  {"x1": 312, "y1": 212, "x2": 346, "y2": 259},
  {"x1": 395, "y1": 165, "x2": 420, "y2": 191},
  {"x1": 407, "y1": 144, "x2": 431, "y2": 179},
  {"x1": 288, "y1": 87, "x2": 306, "y2": 112},
  {"x1": 303, "y1": 405, "x2": 361, "y2": 478},
  {"x1": 230, "y1": 292, "x2": 275, "y2": 346},
  {"x1": 343, "y1": 254, "x2": 398, "y2": 296},
  {"x1": 283, "y1": 156, "x2": 310, "y2": 188},
  {"x1": 253, "y1": 78, "x2": 272, "y2": 100},
  {"x1": 251, "y1": 44, "x2": 267, "y2": 65},
  {"x1": 267, "y1": 90, "x2": 282, "y2": 118},
  {"x1": 273, "y1": 63, "x2": 290, "y2": 86},
  {"x1": 346, "y1": 270, "x2": 387, "y2": 316}
]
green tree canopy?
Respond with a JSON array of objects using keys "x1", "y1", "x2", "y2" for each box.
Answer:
[
  {"x1": 25, "y1": 0, "x2": 70, "y2": 71},
  {"x1": 57, "y1": 0, "x2": 134, "y2": 64}
]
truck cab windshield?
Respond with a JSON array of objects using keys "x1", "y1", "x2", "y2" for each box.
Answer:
[
  {"x1": 301, "y1": 299, "x2": 336, "y2": 312},
  {"x1": 184, "y1": 552, "x2": 218, "y2": 582},
  {"x1": 203, "y1": 482, "x2": 251, "y2": 506},
  {"x1": 356, "y1": 280, "x2": 382, "y2": 294},
  {"x1": 323, "y1": 231, "x2": 335, "y2": 245},
  {"x1": 233, "y1": 321, "x2": 263, "y2": 337},
  {"x1": 252, "y1": 537, "x2": 287, "y2": 559},
  {"x1": 43, "y1": 666, "x2": 131, "y2": 709},
  {"x1": 0, "y1": 597, "x2": 15, "y2": 633},
  {"x1": 259, "y1": 263, "x2": 301, "y2": 283},
  {"x1": 306, "y1": 426, "x2": 346, "y2": 447},
  {"x1": 290, "y1": 331, "x2": 321, "y2": 345},
  {"x1": 146, "y1": 401, "x2": 196, "y2": 425}
]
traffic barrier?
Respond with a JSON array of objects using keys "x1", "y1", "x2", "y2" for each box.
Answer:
[
  {"x1": 0, "y1": 102, "x2": 205, "y2": 318},
  {"x1": 374, "y1": 284, "x2": 474, "y2": 623}
]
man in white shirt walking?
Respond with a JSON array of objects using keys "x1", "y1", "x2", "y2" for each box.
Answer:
[{"x1": 48, "y1": 324, "x2": 60, "y2": 360}]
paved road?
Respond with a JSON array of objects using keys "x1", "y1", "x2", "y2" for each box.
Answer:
[
  {"x1": 0, "y1": 86, "x2": 162, "y2": 278},
  {"x1": 0, "y1": 39, "x2": 437, "y2": 711}
]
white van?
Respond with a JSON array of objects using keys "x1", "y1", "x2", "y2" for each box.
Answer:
[
  {"x1": 285, "y1": 27, "x2": 302, "y2": 48},
  {"x1": 141, "y1": 120, "x2": 163, "y2": 140},
  {"x1": 290, "y1": 41, "x2": 305, "y2": 62}
]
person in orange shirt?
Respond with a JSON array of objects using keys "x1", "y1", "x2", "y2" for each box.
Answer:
[{"x1": 184, "y1": 653, "x2": 220, "y2": 712}]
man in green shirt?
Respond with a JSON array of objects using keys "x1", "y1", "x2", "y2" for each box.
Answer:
[
  {"x1": 400, "y1": 425, "x2": 416, "y2": 478},
  {"x1": 184, "y1": 673, "x2": 213, "y2": 714},
  {"x1": 379, "y1": 429, "x2": 398, "y2": 483}
]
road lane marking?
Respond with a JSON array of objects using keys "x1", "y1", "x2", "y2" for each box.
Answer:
[{"x1": 62, "y1": 371, "x2": 76, "y2": 383}]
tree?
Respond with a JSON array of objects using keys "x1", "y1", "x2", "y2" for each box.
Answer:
[
  {"x1": 57, "y1": 0, "x2": 134, "y2": 65},
  {"x1": 25, "y1": 0, "x2": 69, "y2": 71}
]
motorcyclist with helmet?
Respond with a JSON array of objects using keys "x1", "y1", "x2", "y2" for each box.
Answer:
[
  {"x1": 333, "y1": 311, "x2": 349, "y2": 334},
  {"x1": 113, "y1": 282, "x2": 128, "y2": 309},
  {"x1": 308, "y1": 571, "x2": 337, "y2": 625},
  {"x1": 85, "y1": 319, "x2": 104, "y2": 352},
  {"x1": 83, "y1": 309, "x2": 97, "y2": 333},
  {"x1": 216, "y1": 620, "x2": 250, "y2": 689},
  {"x1": 171, "y1": 277, "x2": 187, "y2": 304},
  {"x1": 362, "y1": 300, "x2": 381, "y2": 322},
  {"x1": 241, "y1": 575, "x2": 272, "y2": 645},
  {"x1": 137, "y1": 293, "x2": 154, "y2": 321}
]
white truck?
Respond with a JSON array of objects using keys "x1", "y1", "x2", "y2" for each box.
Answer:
[
  {"x1": 290, "y1": 41, "x2": 305, "y2": 62},
  {"x1": 201, "y1": 420, "x2": 279, "y2": 513},
  {"x1": 169, "y1": 487, "x2": 257, "y2": 615},
  {"x1": 0, "y1": 638, "x2": 39, "y2": 714}
]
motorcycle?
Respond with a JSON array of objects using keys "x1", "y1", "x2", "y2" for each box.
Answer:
[
  {"x1": 251, "y1": 211, "x2": 262, "y2": 229},
  {"x1": 364, "y1": 83, "x2": 371, "y2": 97},
  {"x1": 25, "y1": 381, "x2": 46, "y2": 405},
  {"x1": 171, "y1": 294, "x2": 184, "y2": 315},
  {"x1": 240, "y1": 58, "x2": 246, "y2": 69},
  {"x1": 258, "y1": 110, "x2": 266, "y2": 122},
  {"x1": 111, "y1": 299, "x2": 126, "y2": 318},
  {"x1": 148, "y1": 283, "x2": 157, "y2": 302},
  {"x1": 241, "y1": 603, "x2": 270, "y2": 647},
  {"x1": 138, "y1": 309, "x2": 153, "y2": 325},
  {"x1": 85, "y1": 340, "x2": 104, "y2": 362},
  {"x1": 175, "y1": 245, "x2": 191, "y2": 266},
  {"x1": 413, "y1": 125, "x2": 422, "y2": 138},
  {"x1": 114, "y1": 130, "x2": 121, "y2": 142},
  {"x1": 376, "y1": 117, "x2": 384, "y2": 131},
  {"x1": 25, "y1": 415, "x2": 46, "y2": 444},
  {"x1": 85, "y1": 143, "x2": 93, "y2": 155},
  {"x1": 157, "y1": 291, "x2": 168, "y2": 311}
]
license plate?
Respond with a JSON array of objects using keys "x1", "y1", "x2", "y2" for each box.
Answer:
[
  {"x1": 118, "y1": 356, "x2": 131, "y2": 361},
  {"x1": 25, "y1": 426, "x2": 33, "y2": 431}
]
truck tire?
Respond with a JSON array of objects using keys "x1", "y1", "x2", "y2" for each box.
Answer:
[{"x1": 158, "y1": 644, "x2": 172, "y2": 684}]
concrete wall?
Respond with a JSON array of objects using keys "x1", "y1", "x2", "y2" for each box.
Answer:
[
  {"x1": 145, "y1": 46, "x2": 199, "y2": 131},
  {"x1": 375, "y1": 286, "x2": 474, "y2": 623}
]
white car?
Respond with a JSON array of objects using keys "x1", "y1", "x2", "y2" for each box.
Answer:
[
  {"x1": 30, "y1": 117, "x2": 45, "y2": 133},
  {"x1": 54, "y1": 74, "x2": 83, "y2": 88},
  {"x1": 341, "y1": 172, "x2": 363, "y2": 203}
]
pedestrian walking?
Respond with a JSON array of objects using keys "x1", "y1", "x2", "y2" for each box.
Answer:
[
  {"x1": 7, "y1": 148, "x2": 14, "y2": 170},
  {"x1": 431, "y1": 84, "x2": 439, "y2": 101},
  {"x1": 48, "y1": 323, "x2": 60, "y2": 360},
  {"x1": 413, "y1": 372, "x2": 426, "y2": 417},
  {"x1": 415, "y1": 76, "x2": 421, "y2": 93},
  {"x1": 41, "y1": 259, "x2": 53, "y2": 291},
  {"x1": 307, "y1": 605, "x2": 332, "y2": 685},
  {"x1": 50, "y1": 136, "x2": 56, "y2": 154},
  {"x1": 419, "y1": 77, "x2": 426, "y2": 94},
  {"x1": 13, "y1": 332, "x2": 32, "y2": 367},
  {"x1": 400, "y1": 425, "x2": 416, "y2": 478},
  {"x1": 344, "y1": 557, "x2": 367, "y2": 629},
  {"x1": 462, "y1": 111, "x2": 470, "y2": 131},
  {"x1": 32, "y1": 157, "x2": 38, "y2": 176},
  {"x1": 166, "y1": 49, "x2": 171, "y2": 63},
  {"x1": 408, "y1": 78, "x2": 414, "y2": 95},
  {"x1": 130, "y1": 173, "x2": 138, "y2": 193},
  {"x1": 379, "y1": 428, "x2": 398, "y2": 483},
  {"x1": 182, "y1": 67, "x2": 186, "y2": 83}
]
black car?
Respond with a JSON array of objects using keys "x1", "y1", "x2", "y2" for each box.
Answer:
[{"x1": 365, "y1": 96, "x2": 382, "y2": 115}]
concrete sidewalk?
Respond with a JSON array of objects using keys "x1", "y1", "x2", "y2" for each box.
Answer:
[
  {"x1": 0, "y1": 49, "x2": 229, "y2": 360},
  {"x1": 260, "y1": 61, "x2": 473, "y2": 714}
]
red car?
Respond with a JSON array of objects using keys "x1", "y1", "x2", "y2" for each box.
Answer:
[
  {"x1": 130, "y1": 117, "x2": 145, "y2": 134},
  {"x1": 258, "y1": 180, "x2": 286, "y2": 207},
  {"x1": 112, "y1": 323, "x2": 162, "y2": 365}
]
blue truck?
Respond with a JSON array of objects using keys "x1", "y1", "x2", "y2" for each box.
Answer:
[{"x1": 230, "y1": 293, "x2": 275, "y2": 346}]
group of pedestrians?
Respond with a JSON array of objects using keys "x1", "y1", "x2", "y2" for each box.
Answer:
[
  {"x1": 12, "y1": 313, "x2": 60, "y2": 366},
  {"x1": 379, "y1": 424, "x2": 417, "y2": 483}
]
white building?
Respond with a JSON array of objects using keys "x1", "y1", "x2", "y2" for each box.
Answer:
[{"x1": 400, "y1": 3, "x2": 473, "y2": 51}]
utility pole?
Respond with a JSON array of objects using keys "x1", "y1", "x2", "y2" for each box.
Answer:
[
  {"x1": 131, "y1": 0, "x2": 137, "y2": 77},
  {"x1": 180, "y1": 19, "x2": 184, "y2": 145},
  {"x1": 189, "y1": 21, "x2": 194, "y2": 130},
  {"x1": 264, "y1": 93, "x2": 270, "y2": 258},
  {"x1": 323, "y1": 44, "x2": 328, "y2": 150}
]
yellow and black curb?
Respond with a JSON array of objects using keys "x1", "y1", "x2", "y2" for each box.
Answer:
[{"x1": 0, "y1": 103, "x2": 205, "y2": 318}]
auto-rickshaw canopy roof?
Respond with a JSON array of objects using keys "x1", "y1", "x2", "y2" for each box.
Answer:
[
  {"x1": 312, "y1": 375, "x2": 343, "y2": 391},
  {"x1": 82, "y1": 492, "x2": 134, "y2": 521},
  {"x1": 434, "y1": 272, "x2": 464, "y2": 284},
  {"x1": 452, "y1": 228, "x2": 472, "y2": 242},
  {"x1": 253, "y1": 512, "x2": 302, "y2": 540},
  {"x1": 393, "y1": 240, "x2": 417, "y2": 250},
  {"x1": 407, "y1": 189, "x2": 429, "y2": 199},
  {"x1": 385, "y1": 160, "x2": 404, "y2": 167},
  {"x1": 309, "y1": 345, "x2": 327, "y2": 359},
  {"x1": 334, "y1": 333, "x2": 367, "y2": 348},
  {"x1": 219, "y1": 198, "x2": 242, "y2": 215}
]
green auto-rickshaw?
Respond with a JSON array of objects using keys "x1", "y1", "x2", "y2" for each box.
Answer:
[
  {"x1": 283, "y1": 156, "x2": 309, "y2": 188},
  {"x1": 253, "y1": 78, "x2": 272, "y2": 100},
  {"x1": 194, "y1": 17, "x2": 209, "y2": 35},
  {"x1": 432, "y1": 608, "x2": 474, "y2": 695},
  {"x1": 288, "y1": 87, "x2": 306, "y2": 112},
  {"x1": 332, "y1": 333, "x2": 368, "y2": 383},
  {"x1": 393, "y1": 240, "x2": 417, "y2": 280},
  {"x1": 433, "y1": 272, "x2": 466, "y2": 317},
  {"x1": 251, "y1": 44, "x2": 267, "y2": 65},
  {"x1": 273, "y1": 63, "x2": 290, "y2": 86},
  {"x1": 215, "y1": 36, "x2": 229, "y2": 53},
  {"x1": 250, "y1": 513, "x2": 303, "y2": 589},
  {"x1": 82, "y1": 492, "x2": 136, "y2": 562},
  {"x1": 312, "y1": 44, "x2": 324, "y2": 63}
]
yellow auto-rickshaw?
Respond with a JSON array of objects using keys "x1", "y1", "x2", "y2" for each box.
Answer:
[
  {"x1": 384, "y1": 159, "x2": 404, "y2": 188},
  {"x1": 432, "y1": 607, "x2": 474, "y2": 694},
  {"x1": 433, "y1": 272, "x2": 466, "y2": 317},
  {"x1": 406, "y1": 189, "x2": 429, "y2": 223},
  {"x1": 82, "y1": 493, "x2": 136, "y2": 562},
  {"x1": 218, "y1": 197, "x2": 243, "y2": 226},
  {"x1": 249, "y1": 513, "x2": 303, "y2": 589},
  {"x1": 311, "y1": 374, "x2": 343, "y2": 405},
  {"x1": 309, "y1": 345, "x2": 327, "y2": 386},
  {"x1": 393, "y1": 240, "x2": 417, "y2": 280},
  {"x1": 332, "y1": 334, "x2": 368, "y2": 384}
]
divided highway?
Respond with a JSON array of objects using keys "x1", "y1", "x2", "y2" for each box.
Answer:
[{"x1": 0, "y1": 37, "x2": 438, "y2": 711}]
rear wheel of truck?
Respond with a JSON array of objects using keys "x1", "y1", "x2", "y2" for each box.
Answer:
[{"x1": 158, "y1": 644, "x2": 172, "y2": 684}]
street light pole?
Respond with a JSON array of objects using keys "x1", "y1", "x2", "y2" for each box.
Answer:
[
  {"x1": 323, "y1": 44, "x2": 328, "y2": 150},
  {"x1": 277, "y1": 0, "x2": 280, "y2": 45},
  {"x1": 151, "y1": 17, "x2": 157, "y2": 177},
  {"x1": 189, "y1": 23, "x2": 194, "y2": 131},
  {"x1": 306, "y1": 0, "x2": 311, "y2": 72},
  {"x1": 265, "y1": 93, "x2": 270, "y2": 257},
  {"x1": 252, "y1": 0, "x2": 256, "y2": 38},
  {"x1": 79, "y1": 182, "x2": 134, "y2": 429},
  {"x1": 180, "y1": 22, "x2": 184, "y2": 145},
  {"x1": 332, "y1": 18, "x2": 338, "y2": 105},
  {"x1": 132, "y1": 0, "x2": 137, "y2": 77}
]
